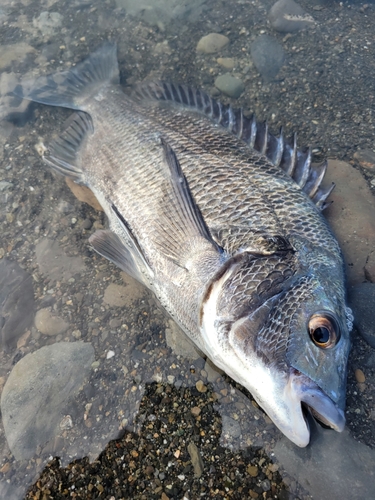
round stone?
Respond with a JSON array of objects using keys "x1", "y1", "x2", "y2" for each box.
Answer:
[
  {"x1": 196, "y1": 33, "x2": 229, "y2": 54},
  {"x1": 214, "y1": 74, "x2": 245, "y2": 98}
]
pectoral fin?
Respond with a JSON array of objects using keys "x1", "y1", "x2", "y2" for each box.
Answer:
[{"x1": 154, "y1": 139, "x2": 223, "y2": 268}]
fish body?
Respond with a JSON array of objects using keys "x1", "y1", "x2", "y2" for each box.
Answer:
[{"x1": 18, "y1": 44, "x2": 352, "y2": 447}]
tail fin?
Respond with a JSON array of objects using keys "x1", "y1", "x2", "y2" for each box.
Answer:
[{"x1": 14, "y1": 43, "x2": 119, "y2": 111}]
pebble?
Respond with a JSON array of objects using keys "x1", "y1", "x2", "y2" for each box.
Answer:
[
  {"x1": 269, "y1": 0, "x2": 315, "y2": 33},
  {"x1": 1, "y1": 342, "x2": 94, "y2": 460},
  {"x1": 191, "y1": 406, "x2": 201, "y2": 417},
  {"x1": 353, "y1": 149, "x2": 375, "y2": 171},
  {"x1": 250, "y1": 35, "x2": 285, "y2": 82},
  {"x1": 214, "y1": 74, "x2": 245, "y2": 98},
  {"x1": 81, "y1": 218, "x2": 93, "y2": 230},
  {"x1": 72, "y1": 329, "x2": 81, "y2": 339},
  {"x1": 187, "y1": 442, "x2": 204, "y2": 477},
  {"x1": 196, "y1": 33, "x2": 229, "y2": 54},
  {"x1": 247, "y1": 465, "x2": 259, "y2": 477},
  {"x1": 217, "y1": 57, "x2": 235, "y2": 69},
  {"x1": 35, "y1": 308, "x2": 69, "y2": 336},
  {"x1": 323, "y1": 160, "x2": 375, "y2": 284},
  {"x1": 195, "y1": 380, "x2": 207, "y2": 393},
  {"x1": 261, "y1": 479, "x2": 271, "y2": 491},
  {"x1": 355, "y1": 369, "x2": 366, "y2": 383}
]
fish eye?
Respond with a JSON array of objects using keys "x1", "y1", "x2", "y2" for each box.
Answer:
[{"x1": 308, "y1": 313, "x2": 340, "y2": 349}]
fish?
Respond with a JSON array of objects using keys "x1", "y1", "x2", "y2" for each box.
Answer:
[{"x1": 16, "y1": 43, "x2": 353, "y2": 447}]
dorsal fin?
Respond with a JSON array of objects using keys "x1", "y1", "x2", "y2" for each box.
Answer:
[{"x1": 134, "y1": 81, "x2": 331, "y2": 211}]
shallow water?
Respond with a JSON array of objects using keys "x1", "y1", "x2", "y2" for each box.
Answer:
[{"x1": 0, "y1": 0, "x2": 375, "y2": 498}]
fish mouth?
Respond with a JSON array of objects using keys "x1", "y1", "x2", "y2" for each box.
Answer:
[
  {"x1": 285, "y1": 368, "x2": 345, "y2": 446},
  {"x1": 301, "y1": 390, "x2": 345, "y2": 432}
]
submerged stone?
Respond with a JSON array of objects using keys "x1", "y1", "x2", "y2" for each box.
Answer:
[
  {"x1": 323, "y1": 160, "x2": 375, "y2": 285},
  {"x1": 250, "y1": 35, "x2": 285, "y2": 82},
  {"x1": 197, "y1": 33, "x2": 229, "y2": 54},
  {"x1": 214, "y1": 74, "x2": 244, "y2": 98},
  {"x1": 269, "y1": 0, "x2": 315, "y2": 33},
  {"x1": 34, "y1": 308, "x2": 69, "y2": 336},
  {"x1": 35, "y1": 238, "x2": 86, "y2": 282},
  {"x1": 0, "y1": 259, "x2": 35, "y2": 349},
  {"x1": 1, "y1": 341, "x2": 95, "y2": 460}
]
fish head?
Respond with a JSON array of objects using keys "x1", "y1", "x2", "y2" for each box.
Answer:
[{"x1": 201, "y1": 252, "x2": 352, "y2": 447}]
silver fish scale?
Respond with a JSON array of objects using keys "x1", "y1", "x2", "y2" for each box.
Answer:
[{"x1": 217, "y1": 253, "x2": 297, "y2": 320}]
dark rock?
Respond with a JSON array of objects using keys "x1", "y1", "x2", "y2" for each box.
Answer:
[
  {"x1": 0, "y1": 259, "x2": 35, "y2": 349},
  {"x1": 348, "y1": 283, "x2": 375, "y2": 348},
  {"x1": 269, "y1": 0, "x2": 315, "y2": 33},
  {"x1": 274, "y1": 418, "x2": 375, "y2": 499},
  {"x1": 250, "y1": 35, "x2": 285, "y2": 82}
]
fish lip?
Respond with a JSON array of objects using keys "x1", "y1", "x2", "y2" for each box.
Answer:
[{"x1": 290, "y1": 368, "x2": 346, "y2": 433}]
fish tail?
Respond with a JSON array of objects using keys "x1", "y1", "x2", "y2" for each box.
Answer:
[{"x1": 14, "y1": 42, "x2": 119, "y2": 110}]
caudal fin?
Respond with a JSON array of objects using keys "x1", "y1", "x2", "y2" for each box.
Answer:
[{"x1": 14, "y1": 42, "x2": 119, "y2": 111}]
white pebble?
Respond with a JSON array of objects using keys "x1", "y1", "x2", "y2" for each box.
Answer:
[{"x1": 106, "y1": 350, "x2": 115, "y2": 359}]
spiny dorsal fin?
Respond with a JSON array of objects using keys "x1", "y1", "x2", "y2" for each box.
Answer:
[
  {"x1": 41, "y1": 111, "x2": 93, "y2": 182},
  {"x1": 134, "y1": 81, "x2": 331, "y2": 211}
]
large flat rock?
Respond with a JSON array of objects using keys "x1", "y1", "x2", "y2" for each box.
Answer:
[{"x1": 1, "y1": 342, "x2": 95, "y2": 460}]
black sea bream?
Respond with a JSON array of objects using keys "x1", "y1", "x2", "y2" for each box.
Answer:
[{"x1": 19, "y1": 43, "x2": 353, "y2": 447}]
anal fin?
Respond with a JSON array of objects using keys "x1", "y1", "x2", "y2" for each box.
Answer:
[{"x1": 42, "y1": 111, "x2": 93, "y2": 182}]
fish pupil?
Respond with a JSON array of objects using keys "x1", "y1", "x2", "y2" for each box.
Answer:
[{"x1": 313, "y1": 326, "x2": 330, "y2": 344}]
